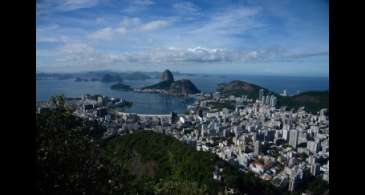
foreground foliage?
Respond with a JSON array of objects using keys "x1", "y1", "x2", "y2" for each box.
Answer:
[{"x1": 36, "y1": 108, "x2": 295, "y2": 194}]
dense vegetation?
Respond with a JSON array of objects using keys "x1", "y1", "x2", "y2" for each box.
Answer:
[
  {"x1": 216, "y1": 80, "x2": 328, "y2": 113},
  {"x1": 36, "y1": 105, "x2": 293, "y2": 194},
  {"x1": 276, "y1": 91, "x2": 329, "y2": 113},
  {"x1": 142, "y1": 80, "x2": 173, "y2": 90},
  {"x1": 36, "y1": 108, "x2": 134, "y2": 194},
  {"x1": 206, "y1": 101, "x2": 236, "y2": 110},
  {"x1": 216, "y1": 80, "x2": 273, "y2": 99},
  {"x1": 110, "y1": 83, "x2": 133, "y2": 91}
]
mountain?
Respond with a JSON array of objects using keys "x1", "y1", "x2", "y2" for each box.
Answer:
[
  {"x1": 216, "y1": 80, "x2": 274, "y2": 99},
  {"x1": 217, "y1": 80, "x2": 328, "y2": 113},
  {"x1": 168, "y1": 79, "x2": 200, "y2": 95},
  {"x1": 101, "y1": 73, "x2": 123, "y2": 83},
  {"x1": 160, "y1": 69, "x2": 174, "y2": 82},
  {"x1": 142, "y1": 70, "x2": 200, "y2": 96}
]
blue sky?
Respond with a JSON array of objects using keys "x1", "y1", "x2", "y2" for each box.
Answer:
[{"x1": 36, "y1": 0, "x2": 328, "y2": 76}]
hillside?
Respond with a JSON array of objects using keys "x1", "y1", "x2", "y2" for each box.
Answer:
[
  {"x1": 103, "y1": 131, "x2": 285, "y2": 195},
  {"x1": 216, "y1": 80, "x2": 277, "y2": 99},
  {"x1": 277, "y1": 91, "x2": 329, "y2": 113},
  {"x1": 36, "y1": 108, "x2": 289, "y2": 195},
  {"x1": 216, "y1": 80, "x2": 328, "y2": 113},
  {"x1": 142, "y1": 80, "x2": 173, "y2": 90}
]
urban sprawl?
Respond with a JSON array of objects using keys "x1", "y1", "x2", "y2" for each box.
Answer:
[{"x1": 37, "y1": 89, "x2": 329, "y2": 192}]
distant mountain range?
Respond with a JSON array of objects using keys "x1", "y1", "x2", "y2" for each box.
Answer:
[
  {"x1": 217, "y1": 80, "x2": 328, "y2": 113},
  {"x1": 36, "y1": 71, "x2": 151, "y2": 81}
]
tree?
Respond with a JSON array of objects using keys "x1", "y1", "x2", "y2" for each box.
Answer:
[
  {"x1": 49, "y1": 95, "x2": 65, "y2": 109},
  {"x1": 36, "y1": 109, "x2": 134, "y2": 194}
]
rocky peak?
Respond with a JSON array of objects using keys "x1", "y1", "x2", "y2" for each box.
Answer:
[{"x1": 160, "y1": 69, "x2": 174, "y2": 82}]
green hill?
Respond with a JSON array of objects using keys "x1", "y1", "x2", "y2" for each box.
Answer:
[
  {"x1": 216, "y1": 80, "x2": 328, "y2": 113},
  {"x1": 110, "y1": 83, "x2": 133, "y2": 91},
  {"x1": 277, "y1": 91, "x2": 329, "y2": 113},
  {"x1": 36, "y1": 108, "x2": 289, "y2": 195},
  {"x1": 216, "y1": 80, "x2": 275, "y2": 99},
  {"x1": 104, "y1": 131, "x2": 285, "y2": 195},
  {"x1": 142, "y1": 80, "x2": 173, "y2": 90}
]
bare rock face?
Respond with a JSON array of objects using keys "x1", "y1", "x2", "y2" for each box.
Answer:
[{"x1": 160, "y1": 69, "x2": 174, "y2": 82}]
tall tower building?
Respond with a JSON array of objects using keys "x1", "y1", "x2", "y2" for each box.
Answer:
[
  {"x1": 270, "y1": 95, "x2": 277, "y2": 107},
  {"x1": 288, "y1": 175, "x2": 297, "y2": 192},
  {"x1": 259, "y1": 89, "x2": 264, "y2": 101},
  {"x1": 254, "y1": 140, "x2": 260, "y2": 155},
  {"x1": 289, "y1": 130, "x2": 299, "y2": 148},
  {"x1": 265, "y1": 95, "x2": 270, "y2": 105},
  {"x1": 310, "y1": 163, "x2": 320, "y2": 176},
  {"x1": 282, "y1": 129, "x2": 289, "y2": 140}
]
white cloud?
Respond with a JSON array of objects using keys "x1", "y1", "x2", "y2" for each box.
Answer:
[
  {"x1": 121, "y1": 0, "x2": 155, "y2": 14},
  {"x1": 37, "y1": 0, "x2": 100, "y2": 16},
  {"x1": 36, "y1": 35, "x2": 70, "y2": 43},
  {"x1": 62, "y1": 0, "x2": 99, "y2": 10},
  {"x1": 36, "y1": 24, "x2": 60, "y2": 32},
  {"x1": 132, "y1": 0, "x2": 154, "y2": 6},
  {"x1": 88, "y1": 27, "x2": 114, "y2": 40},
  {"x1": 88, "y1": 17, "x2": 170, "y2": 41},
  {"x1": 191, "y1": 6, "x2": 262, "y2": 35},
  {"x1": 173, "y1": 2, "x2": 200, "y2": 15},
  {"x1": 120, "y1": 17, "x2": 142, "y2": 28},
  {"x1": 138, "y1": 20, "x2": 169, "y2": 32}
]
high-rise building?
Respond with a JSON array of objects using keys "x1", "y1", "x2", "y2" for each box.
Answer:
[
  {"x1": 281, "y1": 89, "x2": 288, "y2": 96},
  {"x1": 307, "y1": 141, "x2": 319, "y2": 154},
  {"x1": 261, "y1": 95, "x2": 265, "y2": 104},
  {"x1": 289, "y1": 130, "x2": 299, "y2": 148},
  {"x1": 259, "y1": 89, "x2": 264, "y2": 101},
  {"x1": 265, "y1": 95, "x2": 271, "y2": 105},
  {"x1": 308, "y1": 155, "x2": 316, "y2": 165},
  {"x1": 310, "y1": 163, "x2": 320, "y2": 176},
  {"x1": 201, "y1": 123, "x2": 205, "y2": 137},
  {"x1": 254, "y1": 140, "x2": 260, "y2": 155},
  {"x1": 288, "y1": 174, "x2": 297, "y2": 192},
  {"x1": 270, "y1": 95, "x2": 277, "y2": 107},
  {"x1": 259, "y1": 89, "x2": 264, "y2": 100},
  {"x1": 282, "y1": 129, "x2": 289, "y2": 140}
]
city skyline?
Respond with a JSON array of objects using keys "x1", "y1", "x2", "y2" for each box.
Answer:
[{"x1": 36, "y1": 0, "x2": 328, "y2": 77}]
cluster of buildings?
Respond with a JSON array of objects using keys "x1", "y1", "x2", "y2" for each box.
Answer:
[
  {"x1": 259, "y1": 89, "x2": 278, "y2": 107},
  {"x1": 36, "y1": 90, "x2": 329, "y2": 193}
]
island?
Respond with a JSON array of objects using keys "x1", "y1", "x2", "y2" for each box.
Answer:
[
  {"x1": 75, "y1": 77, "x2": 89, "y2": 82},
  {"x1": 110, "y1": 83, "x2": 133, "y2": 91},
  {"x1": 101, "y1": 73, "x2": 123, "y2": 83},
  {"x1": 140, "y1": 69, "x2": 200, "y2": 96}
]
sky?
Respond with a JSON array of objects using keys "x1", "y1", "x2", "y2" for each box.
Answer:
[{"x1": 36, "y1": 0, "x2": 329, "y2": 77}]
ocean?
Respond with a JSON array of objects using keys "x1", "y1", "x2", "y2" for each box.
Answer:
[{"x1": 36, "y1": 74, "x2": 328, "y2": 114}]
